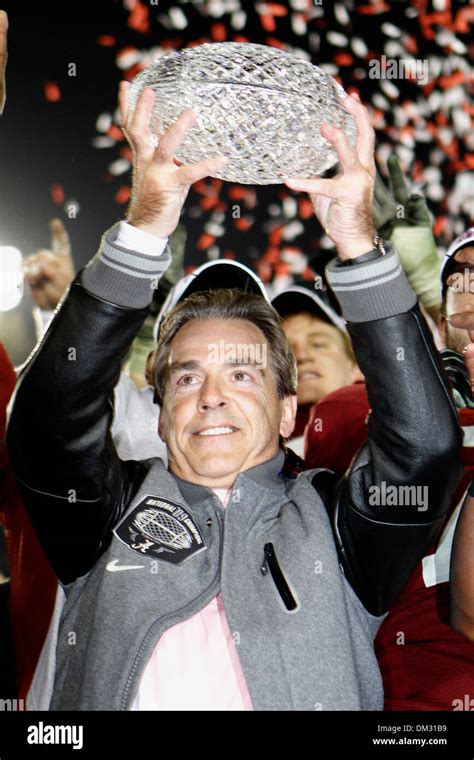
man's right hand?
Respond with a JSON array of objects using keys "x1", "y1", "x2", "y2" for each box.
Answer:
[
  {"x1": 0, "y1": 10, "x2": 8, "y2": 115},
  {"x1": 118, "y1": 82, "x2": 227, "y2": 239}
]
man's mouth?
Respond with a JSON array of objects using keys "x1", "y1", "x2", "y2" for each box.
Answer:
[
  {"x1": 298, "y1": 370, "x2": 321, "y2": 381},
  {"x1": 195, "y1": 426, "x2": 239, "y2": 437}
]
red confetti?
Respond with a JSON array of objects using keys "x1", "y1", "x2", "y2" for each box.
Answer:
[
  {"x1": 115, "y1": 186, "x2": 130, "y2": 205},
  {"x1": 197, "y1": 233, "x2": 216, "y2": 251},
  {"x1": 211, "y1": 23, "x2": 227, "y2": 42},
  {"x1": 127, "y1": 0, "x2": 150, "y2": 35},
  {"x1": 334, "y1": 53, "x2": 353, "y2": 66},
  {"x1": 107, "y1": 125, "x2": 124, "y2": 141},
  {"x1": 358, "y1": 2, "x2": 390, "y2": 14},
  {"x1": 97, "y1": 35, "x2": 116, "y2": 47},
  {"x1": 44, "y1": 82, "x2": 61, "y2": 102},
  {"x1": 261, "y1": 14, "x2": 277, "y2": 33},
  {"x1": 233, "y1": 217, "x2": 253, "y2": 231},
  {"x1": 298, "y1": 199, "x2": 314, "y2": 220},
  {"x1": 265, "y1": 37, "x2": 285, "y2": 49},
  {"x1": 265, "y1": 4, "x2": 288, "y2": 16},
  {"x1": 51, "y1": 184, "x2": 65, "y2": 204}
]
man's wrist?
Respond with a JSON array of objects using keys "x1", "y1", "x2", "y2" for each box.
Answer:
[
  {"x1": 118, "y1": 221, "x2": 169, "y2": 257},
  {"x1": 336, "y1": 235, "x2": 376, "y2": 261}
]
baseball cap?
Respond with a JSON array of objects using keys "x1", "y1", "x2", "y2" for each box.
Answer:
[
  {"x1": 440, "y1": 227, "x2": 474, "y2": 297},
  {"x1": 153, "y1": 259, "x2": 269, "y2": 341},
  {"x1": 271, "y1": 286, "x2": 347, "y2": 334}
]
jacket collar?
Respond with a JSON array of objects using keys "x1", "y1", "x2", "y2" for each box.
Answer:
[{"x1": 172, "y1": 448, "x2": 286, "y2": 507}]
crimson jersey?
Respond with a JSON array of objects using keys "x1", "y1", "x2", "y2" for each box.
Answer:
[
  {"x1": 0, "y1": 343, "x2": 58, "y2": 700},
  {"x1": 306, "y1": 383, "x2": 474, "y2": 710}
]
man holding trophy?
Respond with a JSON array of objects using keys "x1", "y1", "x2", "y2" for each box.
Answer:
[{"x1": 7, "y1": 55, "x2": 462, "y2": 710}]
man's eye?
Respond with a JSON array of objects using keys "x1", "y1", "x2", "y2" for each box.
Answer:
[
  {"x1": 312, "y1": 342, "x2": 328, "y2": 349},
  {"x1": 233, "y1": 371, "x2": 251, "y2": 382},
  {"x1": 177, "y1": 375, "x2": 198, "y2": 386}
]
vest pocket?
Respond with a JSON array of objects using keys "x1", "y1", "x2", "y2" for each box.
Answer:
[{"x1": 260, "y1": 543, "x2": 299, "y2": 612}]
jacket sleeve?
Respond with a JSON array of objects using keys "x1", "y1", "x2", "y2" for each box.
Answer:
[
  {"x1": 324, "y1": 246, "x2": 463, "y2": 616},
  {"x1": 6, "y1": 224, "x2": 171, "y2": 584}
]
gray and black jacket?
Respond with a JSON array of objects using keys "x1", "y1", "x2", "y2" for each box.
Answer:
[{"x1": 7, "y1": 226, "x2": 463, "y2": 710}]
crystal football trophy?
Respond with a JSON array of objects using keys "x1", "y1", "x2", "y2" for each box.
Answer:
[{"x1": 128, "y1": 42, "x2": 356, "y2": 185}]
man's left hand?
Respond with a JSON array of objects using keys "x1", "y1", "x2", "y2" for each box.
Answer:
[{"x1": 285, "y1": 94, "x2": 375, "y2": 261}]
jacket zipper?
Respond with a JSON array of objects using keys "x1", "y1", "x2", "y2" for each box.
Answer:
[{"x1": 261, "y1": 543, "x2": 298, "y2": 611}]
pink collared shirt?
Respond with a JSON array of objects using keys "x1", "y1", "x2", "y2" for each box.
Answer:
[{"x1": 130, "y1": 488, "x2": 253, "y2": 710}]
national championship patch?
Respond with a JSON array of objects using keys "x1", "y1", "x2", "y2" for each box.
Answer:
[{"x1": 113, "y1": 495, "x2": 206, "y2": 565}]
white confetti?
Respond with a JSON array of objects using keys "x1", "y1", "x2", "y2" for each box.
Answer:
[
  {"x1": 116, "y1": 49, "x2": 142, "y2": 70},
  {"x1": 268, "y1": 204, "x2": 281, "y2": 217},
  {"x1": 282, "y1": 221, "x2": 305, "y2": 240},
  {"x1": 372, "y1": 93, "x2": 390, "y2": 111},
  {"x1": 351, "y1": 38, "x2": 368, "y2": 58},
  {"x1": 108, "y1": 159, "x2": 131, "y2": 176},
  {"x1": 283, "y1": 197, "x2": 297, "y2": 218},
  {"x1": 205, "y1": 222, "x2": 225, "y2": 237},
  {"x1": 380, "y1": 80, "x2": 400, "y2": 99},
  {"x1": 334, "y1": 3, "x2": 350, "y2": 25},
  {"x1": 291, "y1": 14, "x2": 307, "y2": 36},
  {"x1": 290, "y1": 0, "x2": 311, "y2": 10},
  {"x1": 426, "y1": 184, "x2": 444, "y2": 202},
  {"x1": 96, "y1": 113, "x2": 112, "y2": 133},
  {"x1": 92, "y1": 137, "x2": 116, "y2": 149},
  {"x1": 453, "y1": 109, "x2": 472, "y2": 135},
  {"x1": 169, "y1": 7, "x2": 188, "y2": 30},
  {"x1": 231, "y1": 11, "x2": 247, "y2": 30},
  {"x1": 207, "y1": 246, "x2": 220, "y2": 261},
  {"x1": 433, "y1": 0, "x2": 447, "y2": 9},
  {"x1": 381, "y1": 23, "x2": 401, "y2": 39},
  {"x1": 413, "y1": 130, "x2": 432, "y2": 144},
  {"x1": 327, "y1": 32, "x2": 348, "y2": 48}
]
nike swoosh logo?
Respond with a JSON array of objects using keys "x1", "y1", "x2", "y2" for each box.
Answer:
[{"x1": 106, "y1": 559, "x2": 145, "y2": 572}]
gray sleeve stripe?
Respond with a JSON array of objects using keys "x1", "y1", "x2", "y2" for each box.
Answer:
[
  {"x1": 329, "y1": 264, "x2": 404, "y2": 292},
  {"x1": 97, "y1": 256, "x2": 166, "y2": 281},
  {"x1": 326, "y1": 251, "x2": 400, "y2": 284},
  {"x1": 102, "y1": 241, "x2": 171, "y2": 273},
  {"x1": 101, "y1": 251, "x2": 169, "y2": 277}
]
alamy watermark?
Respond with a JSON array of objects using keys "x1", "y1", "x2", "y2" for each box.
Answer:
[
  {"x1": 369, "y1": 55, "x2": 429, "y2": 86},
  {"x1": 208, "y1": 339, "x2": 268, "y2": 369},
  {"x1": 368, "y1": 481, "x2": 428, "y2": 512}
]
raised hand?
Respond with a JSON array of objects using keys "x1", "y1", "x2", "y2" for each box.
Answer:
[
  {"x1": 24, "y1": 219, "x2": 75, "y2": 310},
  {"x1": 372, "y1": 153, "x2": 431, "y2": 237},
  {"x1": 285, "y1": 94, "x2": 376, "y2": 261},
  {"x1": 118, "y1": 82, "x2": 227, "y2": 239},
  {"x1": 0, "y1": 10, "x2": 8, "y2": 115}
]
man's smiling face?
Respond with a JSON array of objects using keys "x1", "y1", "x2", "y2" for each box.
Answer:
[{"x1": 158, "y1": 318, "x2": 296, "y2": 488}]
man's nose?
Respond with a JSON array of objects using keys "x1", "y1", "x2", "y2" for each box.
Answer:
[
  {"x1": 293, "y1": 343, "x2": 311, "y2": 364},
  {"x1": 197, "y1": 376, "x2": 229, "y2": 412}
]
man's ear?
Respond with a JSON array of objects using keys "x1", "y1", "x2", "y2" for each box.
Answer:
[
  {"x1": 158, "y1": 407, "x2": 165, "y2": 441},
  {"x1": 279, "y1": 395, "x2": 297, "y2": 439},
  {"x1": 439, "y1": 314, "x2": 447, "y2": 346},
  {"x1": 145, "y1": 350, "x2": 155, "y2": 387}
]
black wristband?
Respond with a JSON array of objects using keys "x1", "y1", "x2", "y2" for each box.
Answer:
[{"x1": 339, "y1": 249, "x2": 384, "y2": 266}]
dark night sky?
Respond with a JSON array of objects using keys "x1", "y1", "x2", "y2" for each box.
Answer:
[{"x1": 0, "y1": 1, "x2": 136, "y2": 362}]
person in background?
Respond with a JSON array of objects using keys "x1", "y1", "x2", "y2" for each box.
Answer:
[
  {"x1": 372, "y1": 152, "x2": 442, "y2": 324},
  {"x1": 441, "y1": 233, "x2": 474, "y2": 644},
  {"x1": 272, "y1": 287, "x2": 362, "y2": 458},
  {"x1": 305, "y1": 226, "x2": 474, "y2": 710}
]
